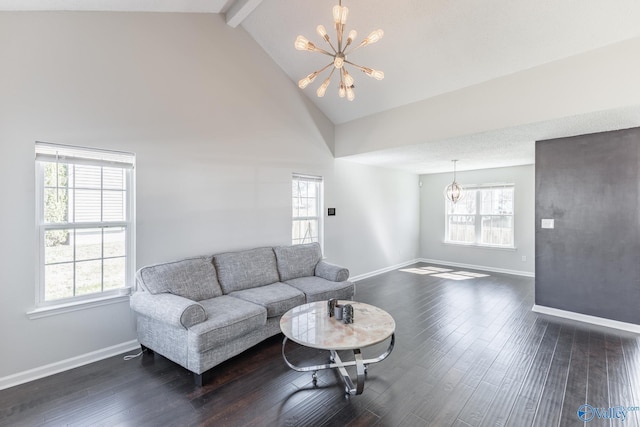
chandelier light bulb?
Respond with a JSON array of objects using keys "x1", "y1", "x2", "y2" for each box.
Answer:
[
  {"x1": 298, "y1": 77, "x2": 311, "y2": 89},
  {"x1": 298, "y1": 72, "x2": 318, "y2": 89},
  {"x1": 294, "y1": 35, "x2": 308, "y2": 50},
  {"x1": 332, "y1": 5, "x2": 340, "y2": 23},
  {"x1": 332, "y1": 5, "x2": 349, "y2": 25},
  {"x1": 346, "y1": 30, "x2": 357, "y2": 45},
  {"x1": 346, "y1": 86, "x2": 355, "y2": 101},
  {"x1": 316, "y1": 78, "x2": 331, "y2": 97},
  {"x1": 317, "y1": 25, "x2": 328, "y2": 40},
  {"x1": 361, "y1": 29, "x2": 384, "y2": 46},
  {"x1": 364, "y1": 68, "x2": 384, "y2": 80},
  {"x1": 339, "y1": 82, "x2": 346, "y2": 98},
  {"x1": 343, "y1": 69, "x2": 354, "y2": 87},
  {"x1": 295, "y1": 35, "x2": 316, "y2": 51}
]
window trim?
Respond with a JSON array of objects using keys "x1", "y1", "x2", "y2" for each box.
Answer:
[
  {"x1": 26, "y1": 294, "x2": 131, "y2": 319},
  {"x1": 33, "y1": 142, "x2": 136, "y2": 313},
  {"x1": 444, "y1": 183, "x2": 515, "y2": 249},
  {"x1": 292, "y1": 173, "x2": 324, "y2": 250}
]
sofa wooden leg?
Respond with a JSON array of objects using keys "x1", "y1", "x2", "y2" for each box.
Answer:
[{"x1": 194, "y1": 369, "x2": 213, "y2": 387}]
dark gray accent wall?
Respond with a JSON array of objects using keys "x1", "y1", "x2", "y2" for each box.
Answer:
[{"x1": 535, "y1": 127, "x2": 640, "y2": 325}]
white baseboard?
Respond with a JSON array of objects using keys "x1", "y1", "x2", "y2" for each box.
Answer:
[
  {"x1": 419, "y1": 258, "x2": 535, "y2": 278},
  {"x1": 0, "y1": 339, "x2": 140, "y2": 391},
  {"x1": 532, "y1": 305, "x2": 640, "y2": 334},
  {"x1": 351, "y1": 259, "x2": 422, "y2": 282}
]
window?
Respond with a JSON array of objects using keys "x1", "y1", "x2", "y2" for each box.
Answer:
[
  {"x1": 292, "y1": 174, "x2": 323, "y2": 246},
  {"x1": 35, "y1": 142, "x2": 135, "y2": 308},
  {"x1": 445, "y1": 184, "x2": 514, "y2": 248}
]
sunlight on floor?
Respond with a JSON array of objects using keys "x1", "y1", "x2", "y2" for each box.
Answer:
[{"x1": 399, "y1": 266, "x2": 490, "y2": 280}]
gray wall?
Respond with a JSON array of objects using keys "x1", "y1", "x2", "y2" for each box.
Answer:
[
  {"x1": 535, "y1": 127, "x2": 640, "y2": 324},
  {"x1": 420, "y1": 165, "x2": 535, "y2": 275},
  {"x1": 0, "y1": 12, "x2": 419, "y2": 383}
]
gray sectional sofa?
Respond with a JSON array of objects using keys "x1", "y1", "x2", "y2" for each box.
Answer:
[{"x1": 129, "y1": 242, "x2": 354, "y2": 385}]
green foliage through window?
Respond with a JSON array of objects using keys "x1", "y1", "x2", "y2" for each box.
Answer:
[{"x1": 43, "y1": 163, "x2": 69, "y2": 247}]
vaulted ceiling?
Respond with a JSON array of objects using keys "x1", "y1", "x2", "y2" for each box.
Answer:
[{"x1": 3, "y1": 0, "x2": 640, "y2": 173}]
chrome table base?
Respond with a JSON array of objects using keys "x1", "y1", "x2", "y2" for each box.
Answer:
[{"x1": 281, "y1": 333, "x2": 395, "y2": 395}]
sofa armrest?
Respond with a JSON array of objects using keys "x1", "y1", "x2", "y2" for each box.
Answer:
[
  {"x1": 130, "y1": 292, "x2": 207, "y2": 328},
  {"x1": 315, "y1": 260, "x2": 350, "y2": 282}
]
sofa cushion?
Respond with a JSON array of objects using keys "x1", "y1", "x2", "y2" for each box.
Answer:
[
  {"x1": 274, "y1": 242, "x2": 322, "y2": 281},
  {"x1": 230, "y1": 283, "x2": 305, "y2": 317},
  {"x1": 214, "y1": 247, "x2": 280, "y2": 293},
  {"x1": 136, "y1": 256, "x2": 223, "y2": 301},
  {"x1": 188, "y1": 295, "x2": 267, "y2": 353},
  {"x1": 285, "y1": 276, "x2": 354, "y2": 302}
]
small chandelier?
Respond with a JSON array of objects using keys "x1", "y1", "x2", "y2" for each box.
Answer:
[
  {"x1": 444, "y1": 160, "x2": 465, "y2": 204},
  {"x1": 294, "y1": 0, "x2": 384, "y2": 101}
]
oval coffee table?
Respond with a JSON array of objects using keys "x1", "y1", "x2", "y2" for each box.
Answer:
[{"x1": 280, "y1": 301, "x2": 395, "y2": 395}]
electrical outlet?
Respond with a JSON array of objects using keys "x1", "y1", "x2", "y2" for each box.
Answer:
[{"x1": 521, "y1": 256, "x2": 526, "y2": 262}]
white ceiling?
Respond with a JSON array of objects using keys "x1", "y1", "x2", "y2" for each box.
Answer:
[
  {"x1": 3, "y1": 0, "x2": 640, "y2": 174},
  {"x1": 243, "y1": 0, "x2": 640, "y2": 124}
]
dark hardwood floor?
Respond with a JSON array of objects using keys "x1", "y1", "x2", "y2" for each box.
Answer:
[{"x1": 2, "y1": 262, "x2": 640, "y2": 426}]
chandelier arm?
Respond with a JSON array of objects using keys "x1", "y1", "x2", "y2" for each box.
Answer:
[
  {"x1": 323, "y1": 37, "x2": 338, "y2": 54},
  {"x1": 343, "y1": 45, "x2": 358, "y2": 56},
  {"x1": 343, "y1": 60, "x2": 383, "y2": 80},
  {"x1": 314, "y1": 48, "x2": 336, "y2": 57},
  {"x1": 343, "y1": 42, "x2": 367, "y2": 56},
  {"x1": 310, "y1": 62, "x2": 335, "y2": 76},
  {"x1": 336, "y1": 24, "x2": 344, "y2": 52},
  {"x1": 343, "y1": 60, "x2": 366, "y2": 70}
]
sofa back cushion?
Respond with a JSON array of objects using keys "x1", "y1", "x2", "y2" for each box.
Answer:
[
  {"x1": 136, "y1": 256, "x2": 223, "y2": 301},
  {"x1": 214, "y1": 247, "x2": 280, "y2": 293},
  {"x1": 274, "y1": 243, "x2": 322, "y2": 281}
]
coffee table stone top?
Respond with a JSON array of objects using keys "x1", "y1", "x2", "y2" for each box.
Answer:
[{"x1": 280, "y1": 301, "x2": 396, "y2": 351}]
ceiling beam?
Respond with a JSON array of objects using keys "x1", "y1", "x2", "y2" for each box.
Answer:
[{"x1": 225, "y1": 0, "x2": 263, "y2": 28}]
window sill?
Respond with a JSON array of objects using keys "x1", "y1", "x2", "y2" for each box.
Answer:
[
  {"x1": 27, "y1": 292, "x2": 131, "y2": 320},
  {"x1": 443, "y1": 241, "x2": 517, "y2": 251}
]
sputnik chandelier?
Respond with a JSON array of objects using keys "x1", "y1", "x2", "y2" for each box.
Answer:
[{"x1": 294, "y1": 0, "x2": 384, "y2": 101}]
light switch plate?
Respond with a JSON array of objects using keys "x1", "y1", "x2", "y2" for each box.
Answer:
[{"x1": 541, "y1": 218, "x2": 554, "y2": 229}]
